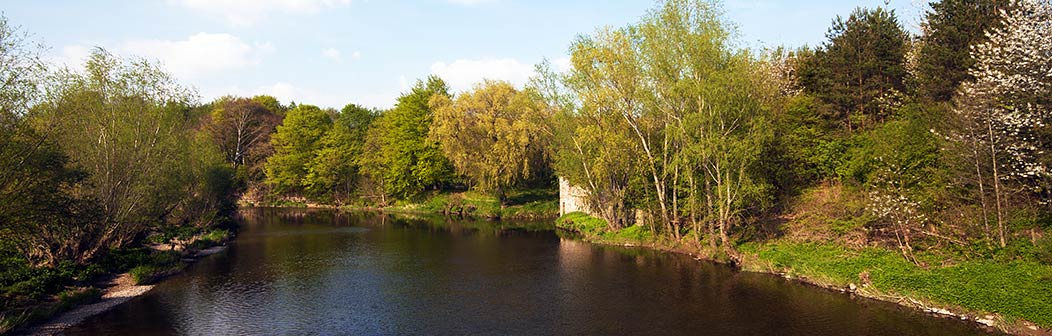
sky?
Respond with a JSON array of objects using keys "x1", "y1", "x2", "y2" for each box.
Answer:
[{"x1": 3, "y1": 0, "x2": 927, "y2": 109}]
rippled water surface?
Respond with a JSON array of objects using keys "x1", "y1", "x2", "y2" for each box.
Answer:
[{"x1": 67, "y1": 208, "x2": 996, "y2": 335}]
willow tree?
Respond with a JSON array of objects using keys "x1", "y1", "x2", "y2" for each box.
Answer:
[
  {"x1": 39, "y1": 48, "x2": 198, "y2": 258},
  {"x1": 0, "y1": 16, "x2": 103, "y2": 266},
  {"x1": 429, "y1": 80, "x2": 548, "y2": 203}
]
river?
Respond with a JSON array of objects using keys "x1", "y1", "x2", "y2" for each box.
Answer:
[{"x1": 66, "y1": 208, "x2": 996, "y2": 335}]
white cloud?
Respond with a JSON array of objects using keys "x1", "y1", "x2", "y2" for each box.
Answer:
[
  {"x1": 174, "y1": 0, "x2": 352, "y2": 26},
  {"x1": 430, "y1": 58, "x2": 535, "y2": 92},
  {"x1": 207, "y1": 82, "x2": 348, "y2": 108},
  {"x1": 322, "y1": 48, "x2": 342, "y2": 62},
  {"x1": 399, "y1": 75, "x2": 410, "y2": 91},
  {"x1": 51, "y1": 45, "x2": 92, "y2": 67},
  {"x1": 122, "y1": 33, "x2": 268, "y2": 80},
  {"x1": 351, "y1": 51, "x2": 361, "y2": 60},
  {"x1": 553, "y1": 57, "x2": 572, "y2": 73}
]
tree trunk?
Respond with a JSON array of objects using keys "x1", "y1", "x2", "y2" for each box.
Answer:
[
  {"x1": 987, "y1": 120, "x2": 1006, "y2": 248},
  {"x1": 971, "y1": 135, "x2": 993, "y2": 246}
]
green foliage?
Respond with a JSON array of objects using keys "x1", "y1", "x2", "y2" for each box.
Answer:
[
  {"x1": 917, "y1": 0, "x2": 1011, "y2": 102},
  {"x1": 251, "y1": 95, "x2": 287, "y2": 116},
  {"x1": 1037, "y1": 236, "x2": 1052, "y2": 265},
  {"x1": 500, "y1": 200, "x2": 559, "y2": 219},
  {"x1": 800, "y1": 6, "x2": 909, "y2": 131},
  {"x1": 303, "y1": 104, "x2": 377, "y2": 202},
  {"x1": 266, "y1": 104, "x2": 333, "y2": 194},
  {"x1": 775, "y1": 94, "x2": 845, "y2": 184},
  {"x1": 557, "y1": 211, "x2": 653, "y2": 243},
  {"x1": 429, "y1": 80, "x2": 551, "y2": 201},
  {"x1": 55, "y1": 287, "x2": 102, "y2": 311},
  {"x1": 603, "y1": 225, "x2": 653, "y2": 242},
  {"x1": 188, "y1": 229, "x2": 231, "y2": 250},
  {"x1": 388, "y1": 188, "x2": 558, "y2": 219},
  {"x1": 359, "y1": 76, "x2": 455, "y2": 200},
  {"x1": 128, "y1": 250, "x2": 183, "y2": 285}
]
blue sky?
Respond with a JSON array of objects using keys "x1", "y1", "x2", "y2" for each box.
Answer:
[{"x1": 3, "y1": 0, "x2": 925, "y2": 109}]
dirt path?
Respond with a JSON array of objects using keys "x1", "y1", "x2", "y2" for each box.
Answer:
[{"x1": 26, "y1": 274, "x2": 154, "y2": 336}]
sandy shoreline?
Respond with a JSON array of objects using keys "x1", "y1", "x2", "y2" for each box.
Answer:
[{"x1": 21, "y1": 245, "x2": 228, "y2": 336}]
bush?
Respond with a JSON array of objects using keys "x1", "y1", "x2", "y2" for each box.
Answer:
[
  {"x1": 55, "y1": 287, "x2": 101, "y2": 311},
  {"x1": 128, "y1": 265, "x2": 160, "y2": 285},
  {"x1": 1037, "y1": 236, "x2": 1052, "y2": 265}
]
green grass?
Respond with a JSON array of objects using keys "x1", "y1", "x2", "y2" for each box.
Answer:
[
  {"x1": 388, "y1": 189, "x2": 558, "y2": 219},
  {"x1": 556, "y1": 212, "x2": 608, "y2": 236},
  {"x1": 741, "y1": 242, "x2": 1052, "y2": 327},
  {"x1": 188, "y1": 229, "x2": 231, "y2": 250},
  {"x1": 556, "y1": 212, "x2": 653, "y2": 243}
]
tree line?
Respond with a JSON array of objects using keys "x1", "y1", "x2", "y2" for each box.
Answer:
[
  {"x1": 3, "y1": 0, "x2": 1051, "y2": 275},
  {"x1": 541, "y1": 0, "x2": 1050, "y2": 263}
]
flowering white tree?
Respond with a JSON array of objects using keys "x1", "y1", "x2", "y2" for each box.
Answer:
[{"x1": 954, "y1": 0, "x2": 1052, "y2": 247}]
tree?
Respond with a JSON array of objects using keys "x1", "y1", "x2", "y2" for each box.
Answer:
[
  {"x1": 0, "y1": 16, "x2": 107, "y2": 266},
  {"x1": 202, "y1": 97, "x2": 279, "y2": 170},
  {"x1": 547, "y1": 0, "x2": 777, "y2": 250},
  {"x1": 359, "y1": 76, "x2": 454, "y2": 200},
  {"x1": 553, "y1": 26, "x2": 647, "y2": 230},
  {"x1": 429, "y1": 80, "x2": 549, "y2": 203},
  {"x1": 252, "y1": 94, "x2": 286, "y2": 116},
  {"x1": 38, "y1": 48, "x2": 198, "y2": 258},
  {"x1": 303, "y1": 104, "x2": 377, "y2": 201},
  {"x1": 265, "y1": 104, "x2": 332, "y2": 195},
  {"x1": 953, "y1": 0, "x2": 1052, "y2": 247},
  {"x1": 917, "y1": 0, "x2": 1011, "y2": 102},
  {"x1": 800, "y1": 7, "x2": 909, "y2": 132},
  {"x1": 865, "y1": 113, "x2": 942, "y2": 263}
]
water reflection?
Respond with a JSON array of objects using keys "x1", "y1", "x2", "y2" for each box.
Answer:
[{"x1": 66, "y1": 208, "x2": 997, "y2": 336}]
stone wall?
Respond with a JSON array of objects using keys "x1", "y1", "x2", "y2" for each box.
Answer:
[{"x1": 558, "y1": 177, "x2": 592, "y2": 216}]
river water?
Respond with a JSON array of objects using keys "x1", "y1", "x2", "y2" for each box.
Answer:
[{"x1": 67, "y1": 208, "x2": 996, "y2": 335}]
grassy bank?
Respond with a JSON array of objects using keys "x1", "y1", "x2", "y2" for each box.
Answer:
[
  {"x1": 361, "y1": 189, "x2": 559, "y2": 220},
  {"x1": 556, "y1": 211, "x2": 1052, "y2": 334},
  {"x1": 0, "y1": 227, "x2": 233, "y2": 334}
]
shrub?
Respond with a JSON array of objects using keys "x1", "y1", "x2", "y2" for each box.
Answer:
[
  {"x1": 55, "y1": 288, "x2": 101, "y2": 310},
  {"x1": 1037, "y1": 236, "x2": 1052, "y2": 265}
]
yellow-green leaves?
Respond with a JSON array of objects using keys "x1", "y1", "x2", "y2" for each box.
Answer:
[{"x1": 429, "y1": 80, "x2": 549, "y2": 201}]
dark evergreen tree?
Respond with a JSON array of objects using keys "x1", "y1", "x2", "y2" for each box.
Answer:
[
  {"x1": 799, "y1": 7, "x2": 909, "y2": 133},
  {"x1": 917, "y1": 0, "x2": 1012, "y2": 102}
]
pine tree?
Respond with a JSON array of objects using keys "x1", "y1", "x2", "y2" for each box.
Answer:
[
  {"x1": 917, "y1": 0, "x2": 1012, "y2": 102},
  {"x1": 799, "y1": 7, "x2": 909, "y2": 132}
]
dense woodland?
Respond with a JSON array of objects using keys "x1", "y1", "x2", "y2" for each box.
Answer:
[{"x1": 2, "y1": 0, "x2": 1052, "y2": 332}]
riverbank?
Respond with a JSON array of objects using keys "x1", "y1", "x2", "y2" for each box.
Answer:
[
  {"x1": 1, "y1": 231, "x2": 232, "y2": 335},
  {"x1": 556, "y1": 212, "x2": 1052, "y2": 336},
  {"x1": 245, "y1": 189, "x2": 560, "y2": 220}
]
